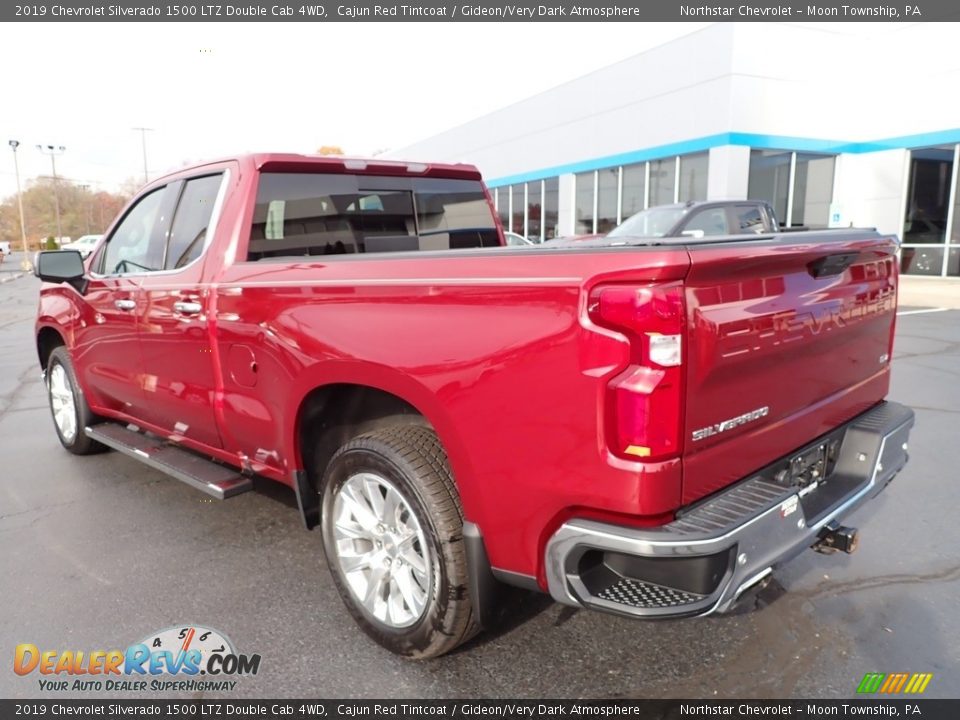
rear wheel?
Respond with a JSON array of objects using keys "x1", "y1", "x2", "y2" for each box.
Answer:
[
  {"x1": 319, "y1": 426, "x2": 478, "y2": 658},
  {"x1": 47, "y1": 347, "x2": 107, "y2": 455}
]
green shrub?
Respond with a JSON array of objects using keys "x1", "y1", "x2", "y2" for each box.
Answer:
[{"x1": 45, "y1": 236, "x2": 57, "y2": 251}]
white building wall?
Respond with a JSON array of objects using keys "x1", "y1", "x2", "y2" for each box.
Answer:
[
  {"x1": 706, "y1": 145, "x2": 751, "y2": 200},
  {"x1": 387, "y1": 23, "x2": 738, "y2": 180},
  {"x1": 834, "y1": 149, "x2": 909, "y2": 236}
]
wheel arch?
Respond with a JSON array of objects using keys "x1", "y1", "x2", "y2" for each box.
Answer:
[
  {"x1": 36, "y1": 325, "x2": 67, "y2": 372},
  {"x1": 289, "y1": 376, "x2": 478, "y2": 533}
]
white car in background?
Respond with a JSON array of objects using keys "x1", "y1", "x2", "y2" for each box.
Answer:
[
  {"x1": 60, "y1": 234, "x2": 102, "y2": 258},
  {"x1": 504, "y1": 231, "x2": 537, "y2": 247}
]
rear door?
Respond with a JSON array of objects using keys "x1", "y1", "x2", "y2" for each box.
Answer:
[{"x1": 680, "y1": 232, "x2": 898, "y2": 503}]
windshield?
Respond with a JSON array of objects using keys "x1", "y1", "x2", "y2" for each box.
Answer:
[{"x1": 607, "y1": 207, "x2": 687, "y2": 238}]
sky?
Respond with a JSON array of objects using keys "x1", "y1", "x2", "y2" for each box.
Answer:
[{"x1": 0, "y1": 21, "x2": 717, "y2": 199}]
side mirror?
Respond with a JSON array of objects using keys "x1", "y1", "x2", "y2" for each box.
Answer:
[
  {"x1": 680, "y1": 229, "x2": 705, "y2": 239},
  {"x1": 35, "y1": 250, "x2": 87, "y2": 293}
]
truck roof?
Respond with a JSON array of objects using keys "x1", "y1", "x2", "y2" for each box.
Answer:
[{"x1": 150, "y1": 153, "x2": 484, "y2": 184}]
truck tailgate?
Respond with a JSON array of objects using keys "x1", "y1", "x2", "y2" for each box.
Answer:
[{"x1": 681, "y1": 233, "x2": 899, "y2": 504}]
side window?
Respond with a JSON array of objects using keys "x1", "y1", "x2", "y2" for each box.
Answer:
[
  {"x1": 165, "y1": 174, "x2": 223, "y2": 270},
  {"x1": 736, "y1": 205, "x2": 767, "y2": 234},
  {"x1": 100, "y1": 188, "x2": 167, "y2": 275},
  {"x1": 683, "y1": 208, "x2": 729, "y2": 236}
]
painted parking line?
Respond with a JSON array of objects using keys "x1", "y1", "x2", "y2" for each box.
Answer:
[{"x1": 896, "y1": 307, "x2": 950, "y2": 316}]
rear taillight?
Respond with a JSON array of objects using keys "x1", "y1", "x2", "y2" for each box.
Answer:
[{"x1": 588, "y1": 283, "x2": 685, "y2": 461}]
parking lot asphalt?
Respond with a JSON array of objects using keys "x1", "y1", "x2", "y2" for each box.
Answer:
[{"x1": 1, "y1": 268, "x2": 958, "y2": 700}]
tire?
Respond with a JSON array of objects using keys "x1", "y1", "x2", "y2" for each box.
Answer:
[
  {"x1": 319, "y1": 425, "x2": 478, "y2": 659},
  {"x1": 47, "y1": 347, "x2": 107, "y2": 455}
]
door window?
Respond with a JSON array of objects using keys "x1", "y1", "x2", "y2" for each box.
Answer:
[
  {"x1": 100, "y1": 188, "x2": 168, "y2": 275},
  {"x1": 165, "y1": 174, "x2": 224, "y2": 269}
]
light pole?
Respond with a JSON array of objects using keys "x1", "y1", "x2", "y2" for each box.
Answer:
[
  {"x1": 78, "y1": 184, "x2": 92, "y2": 234},
  {"x1": 8, "y1": 140, "x2": 30, "y2": 269},
  {"x1": 37, "y1": 144, "x2": 66, "y2": 246},
  {"x1": 132, "y1": 127, "x2": 153, "y2": 184}
]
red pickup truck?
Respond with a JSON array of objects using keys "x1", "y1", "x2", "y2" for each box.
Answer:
[{"x1": 34, "y1": 154, "x2": 914, "y2": 658}]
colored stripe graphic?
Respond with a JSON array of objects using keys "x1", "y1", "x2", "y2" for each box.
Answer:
[
  {"x1": 890, "y1": 674, "x2": 909, "y2": 694},
  {"x1": 857, "y1": 673, "x2": 885, "y2": 693},
  {"x1": 912, "y1": 674, "x2": 933, "y2": 694},
  {"x1": 879, "y1": 674, "x2": 898, "y2": 693},
  {"x1": 858, "y1": 672, "x2": 932, "y2": 694}
]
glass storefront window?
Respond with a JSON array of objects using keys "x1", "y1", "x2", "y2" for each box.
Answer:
[
  {"x1": 575, "y1": 171, "x2": 595, "y2": 234},
  {"x1": 649, "y1": 158, "x2": 676, "y2": 206},
  {"x1": 678, "y1": 152, "x2": 709, "y2": 202},
  {"x1": 900, "y1": 246, "x2": 945, "y2": 276},
  {"x1": 597, "y1": 168, "x2": 619, "y2": 233},
  {"x1": 526, "y1": 180, "x2": 542, "y2": 241},
  {"x1": 792, "y1": 153, "x2": 835, "y2": 228},
  {"x1": 904, "y1": 146, "x2": 953, "y2": 245},
  {"x1": 495, "y1": 188, "x2": 509, "y2": 230},
  {"x1": 543, "y1": 177, "x2": 559, "y2": 240},
  {"x1": 948, "y1": 247, "x2": 960, "y2": 277},
  {"x1": 621, "y1": 162, "x2": 646, "y2": 221},
  {"x1": 748, "y1": 150, "x2": 791, "y2": 223},
  {"x1": 511, "y1": 185, "x2": 524, "y2": 235},
  {"x1": 749, "y1": 150, "x2": 835, "y2": 229}
]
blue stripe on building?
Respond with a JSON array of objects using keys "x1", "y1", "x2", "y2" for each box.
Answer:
[{"x1": 485, "y1": 128, "x2": 960, "y2": 188}]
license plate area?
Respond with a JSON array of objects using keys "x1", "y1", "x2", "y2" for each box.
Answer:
[{"x1": 772, "y1": 435, "x2": 842, "y2": 490}]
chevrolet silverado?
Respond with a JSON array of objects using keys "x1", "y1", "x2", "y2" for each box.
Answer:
[{"x1": 34, "y1": 154, "x2": 913, "y2": 658}]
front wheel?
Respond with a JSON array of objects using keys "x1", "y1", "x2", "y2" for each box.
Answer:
[
  {"x1": 47, "y1": 347, "x2": 107, "y2": 455},
  {"x1": 320, "y1": 426, "x2": 478, "y2": 659}
]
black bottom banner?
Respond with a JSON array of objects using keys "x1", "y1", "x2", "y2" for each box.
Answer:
[{"x1": 2, "y1": 699, "x2": 958, "y2": 720}]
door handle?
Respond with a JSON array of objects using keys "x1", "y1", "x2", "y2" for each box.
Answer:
[
  {"x1": 173, "y1": 301, "x2": 203, "y2": 316},
  {"x1": 114, "y1": 299, "x2": 136, "y2": 311}
]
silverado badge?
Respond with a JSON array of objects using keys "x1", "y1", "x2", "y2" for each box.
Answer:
[{"x1": 691, "y1": 406, "x2": 770, "y2": 442}]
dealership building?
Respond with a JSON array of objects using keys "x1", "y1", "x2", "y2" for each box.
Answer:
[{"x1": 389, "y1": 23, "x2": 960, "y2": 277}]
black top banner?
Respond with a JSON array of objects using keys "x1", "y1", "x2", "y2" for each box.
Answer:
[{"x1": 4, "y1": 0, "x2": 960, "y2": 22}]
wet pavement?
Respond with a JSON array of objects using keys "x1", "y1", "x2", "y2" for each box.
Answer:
[{"x1": 1, "y1": 270, "x2": 957, "y2": 699}]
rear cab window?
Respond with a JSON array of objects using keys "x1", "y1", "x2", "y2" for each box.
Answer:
[
  {"x1": 734, "y1": 204, "x2": 767, "y2": 234},
  {"x1": 246, "y1": 173, "x2": 500, "y2": 260}
]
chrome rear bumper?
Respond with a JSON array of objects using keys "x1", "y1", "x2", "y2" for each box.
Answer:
[{"x1": 545, "y1": 401, "x2": 915, "y2": 618}]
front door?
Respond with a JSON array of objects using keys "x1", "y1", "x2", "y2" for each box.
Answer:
[
  {"x1": 70, "y1": 274, "x2": 143, "y2": 417},
  {"x1": 74, "y1": 185, "x2": 172, "y2": 418},
  {"x1": 135, "y1": 171, "x2": 228, "y2": 450}
]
